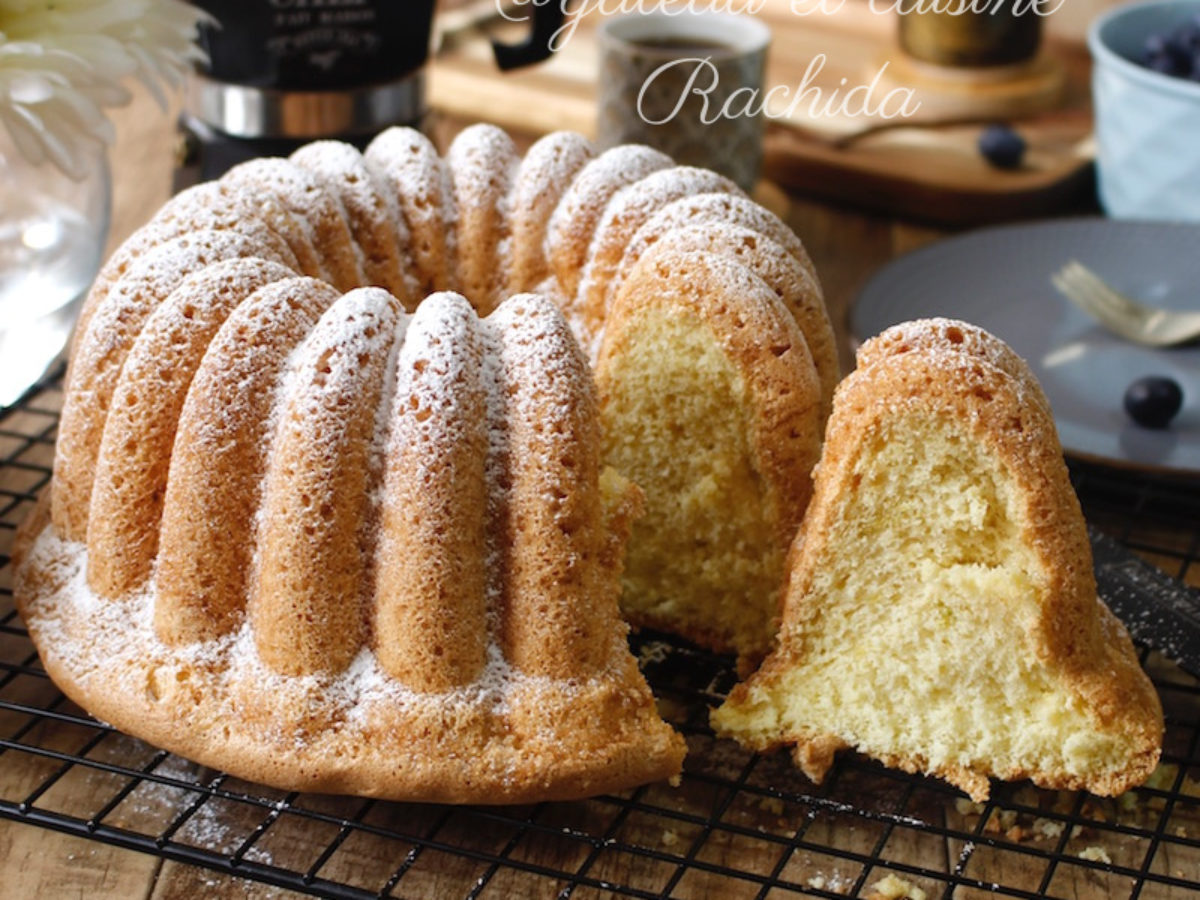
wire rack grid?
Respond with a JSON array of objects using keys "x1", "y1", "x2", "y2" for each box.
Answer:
[{"x1": 3, "y1": 369, "x2": 1200, "y2": 899}]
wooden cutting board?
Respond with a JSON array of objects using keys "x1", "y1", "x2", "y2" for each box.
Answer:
[{"x1": 429, "y1": 0, "x2": 1095, "y2": 225}]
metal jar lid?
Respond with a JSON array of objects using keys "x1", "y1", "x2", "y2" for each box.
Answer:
[{"x1": 184, "y1": 69, "x2": 426, "y2": 139}]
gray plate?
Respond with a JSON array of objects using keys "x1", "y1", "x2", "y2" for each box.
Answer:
[{"x1": 852, "y1": 218, "x2": 1200, "y2": 475}]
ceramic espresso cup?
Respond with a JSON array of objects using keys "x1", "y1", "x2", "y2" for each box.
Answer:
[{"x1": 596, "y1": 12, "x2": 770, "y2": 191}]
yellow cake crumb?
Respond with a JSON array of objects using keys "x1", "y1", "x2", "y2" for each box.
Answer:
[
  {"x1": 1034, "y1": 817, "x2": 1065, "y2": 839},
  {"x1": 1077, "y1": 846, "x2": 1112, "y2": 864},
  {"x1": 869, "y1": 873, "x2": 927, "y2": 900}
]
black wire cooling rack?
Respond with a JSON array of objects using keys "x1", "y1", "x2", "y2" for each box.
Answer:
[{"x1": 3, "y1": 366, "x2": 1200, "y2": 899}]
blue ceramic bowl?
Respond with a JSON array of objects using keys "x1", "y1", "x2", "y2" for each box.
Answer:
[{"x1": 1090, "y1": 0, "x2": 1200, "y2": 221}]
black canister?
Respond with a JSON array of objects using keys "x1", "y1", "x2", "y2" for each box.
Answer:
[{"x1": 177, "y1": 0, "x2": 565, "y2": 185}]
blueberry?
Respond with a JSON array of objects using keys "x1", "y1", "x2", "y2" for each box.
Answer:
[
  {"x1": 978, "y1": 124, "x2": 1026, "y2": 170},
  {"x1": 1139, "y1": 17, "x2": 1200, "y2": 80},
  {"x1": 1146, "y1": 52, "x2": 1180, "y2": 75},
  {"x1": 1142, "y1": 34, "x2": 1183, "y2": 71},
  {"x1": 1145, "y1": 32, "x2": 1170, "y2": 56},
  {"x1": 1175, "y1": 22, "x2": 1200, "y2": 51},
  {"x1": 1123, "y1": 376, "x2": 1184, "y2": 429}
]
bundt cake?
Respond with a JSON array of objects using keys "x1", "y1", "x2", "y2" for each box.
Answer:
[
  {"x1": 16, "y1": 123, "x2": 834, "y2": 802},
  {"x1": 711, "y1": 319, "x2": 1164, "y2": 801}
]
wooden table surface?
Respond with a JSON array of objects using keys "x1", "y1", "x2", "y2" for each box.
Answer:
[{"x1": 2, "y1": 51, "x2": 1195, "y2": 900}]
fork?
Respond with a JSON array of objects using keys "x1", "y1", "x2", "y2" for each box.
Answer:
[{"x1": 1051, "y1": 260, "x2": 1200, "y2": 347}]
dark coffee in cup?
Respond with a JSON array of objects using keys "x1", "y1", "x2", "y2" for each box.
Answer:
[{"x1": 628, "y1": 36, "x2": 735, "y2": 54}]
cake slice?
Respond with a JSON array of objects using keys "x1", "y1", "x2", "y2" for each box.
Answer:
[
  {"x1": 712, "y1": 318, "x2": 1163, "y2": 800},
  {"x1": 596, "y1": 247, "x2": 823, "y2": 669}
]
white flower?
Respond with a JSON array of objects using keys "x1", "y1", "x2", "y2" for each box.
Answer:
[{"x1": 0, "y1": 0, "x2": 209, "y2": 177}]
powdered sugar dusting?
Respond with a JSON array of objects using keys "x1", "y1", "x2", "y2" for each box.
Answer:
[
  {"x1": 100, "y1": 229, "x2": 274, "y2": 329},
  {"x1": 622, "y1": 191, "x2": 815, "y2": 285},
  {"x1": 546, "y1": 144, "x2": 672, "y2": 296},
  {"x1": 152, "y1": 182, "x2": 300, "y2": 272},
  {"x1": 224, "y1": 157, "x2": 333, "y2": 226},
  {"x1": 27, "y1": 130, "x2": 759, "y2": 798},
  {"x1": 270, "y1": 285, "x2": 402, "y2": 467},
  {"x1": 635, "y1": 220, "x2": 812, "y2": 294},
  {"x1": 577, "y1": 164, "x2": 741, "y2": 331},
  {"x1": 158, "y1": 258, "x2": 299, "y2": 330},
  {"x1": 590, "y1": 165, "x2": 741, "y2": 267},
  {"x1": 828, "y1": 320, "x2": 1060, "y2": 470},
  {"x1": 481, "y1": 292, "x2": 626, "y2": 680},
  {"x1": 222, "y1": 156, "x2": 365, "y2": 290},
  {"x1": 290, "y1": 140, "x2": 417, "y2": 300},
  {"x1": 487, "y1": 291, "x2": 598, "y2": 530},
  {"x1": 446, "y1": 124, "x2": 519, "y2": 312},
  {"x1": 856, "y1": 318, "x2": 1051, "y2": 421},
  {"x1": 364, "y1": 127, "x2": 458, "y2": 294},
  {"x1": 391, "y1": 292, "x2": 482, "y2": 487},
  {"x1": 18, "y1": 521, "x2": 619, "y2": 774},
  {"x1": 447, "y1": 125, "x2": 517, "y2": 202},
  {"x1": 365, "y1": 305, "x2": 410, "y2": 512},
  {"x1": 641, "y1": 242, "x2": 773, "y2": 301},
  {"x1": 58, "y1": 229, "x2": 280, "y2": 538},
  {"x1": 510, "y1": 132, "x2": 594, "y2": 290},
  {"x1": 488, "y1": 292, "x2": 594, "y2": 455},
  {"x1": 516, "y1": 132, "x2": 596, "y2": 216}
]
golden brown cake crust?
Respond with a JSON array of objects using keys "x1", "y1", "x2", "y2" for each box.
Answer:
[
  {"x1": 67, "y1": 182, "x2": 303, "y2": 366},
  {"x1": 853, "y1": 317, "x2": 1052, "y2": 417},
  {"x1": 509, "y1": 131, "x2": 595, "y2": 293},
  {"x1": 575, "y1": 165, "x2": 741, "y2": 354},
  {"x1": 289, "y1": 141, "x2": 419, "y2": 304},
  {"x1": 372, "y1": 293, "x2": 492, "y2": 692},
  {"x1": 364, "y1": 127, "x2": 458, "y2": 296},
  {"x1": 86, "y1": 258, "x2": 297, "y2": 599},
  {"x1": 618, "y1": 192, "x2": 819, "y2": 296},
  {"x1": 716, "y1": 318, "x2": 1163, "y2": 801},
  {"x1": 52, "y1": 230, "x2": 296, "y2": 543},
  {"x1": 547, "y1": 144, "x2": 672, "y2": 301},
  {"x1": 222, "y1": 157, "x2": 364, "y2": 291},
  {"x1": 20, "y1": 284, "x2": 688, "y2": 804},
  {"x1": 447, "y1": 125, "x2": 520, "y2": 316},
  {"x1": 251, "y1": 288, "x2": 402, "y2": 676},
  {"x1": 154, "y1": 277, "x2": 343, "y2": 645}
]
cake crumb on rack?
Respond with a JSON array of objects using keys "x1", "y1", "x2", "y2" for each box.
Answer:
[
  {"x1": 1077, "y1": 846, "x2": 1112, "y2": 864},
  {"x1": 868, "y1": 873, "x2": 927, "y2": 900},
  {"x1": 1033, "y1": 817, "x2": 1065, "y2": 839}
]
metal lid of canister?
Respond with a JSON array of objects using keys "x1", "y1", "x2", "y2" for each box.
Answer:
[{"x1": 183, "y1": 69, "x2": 426, "y2": 139}]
